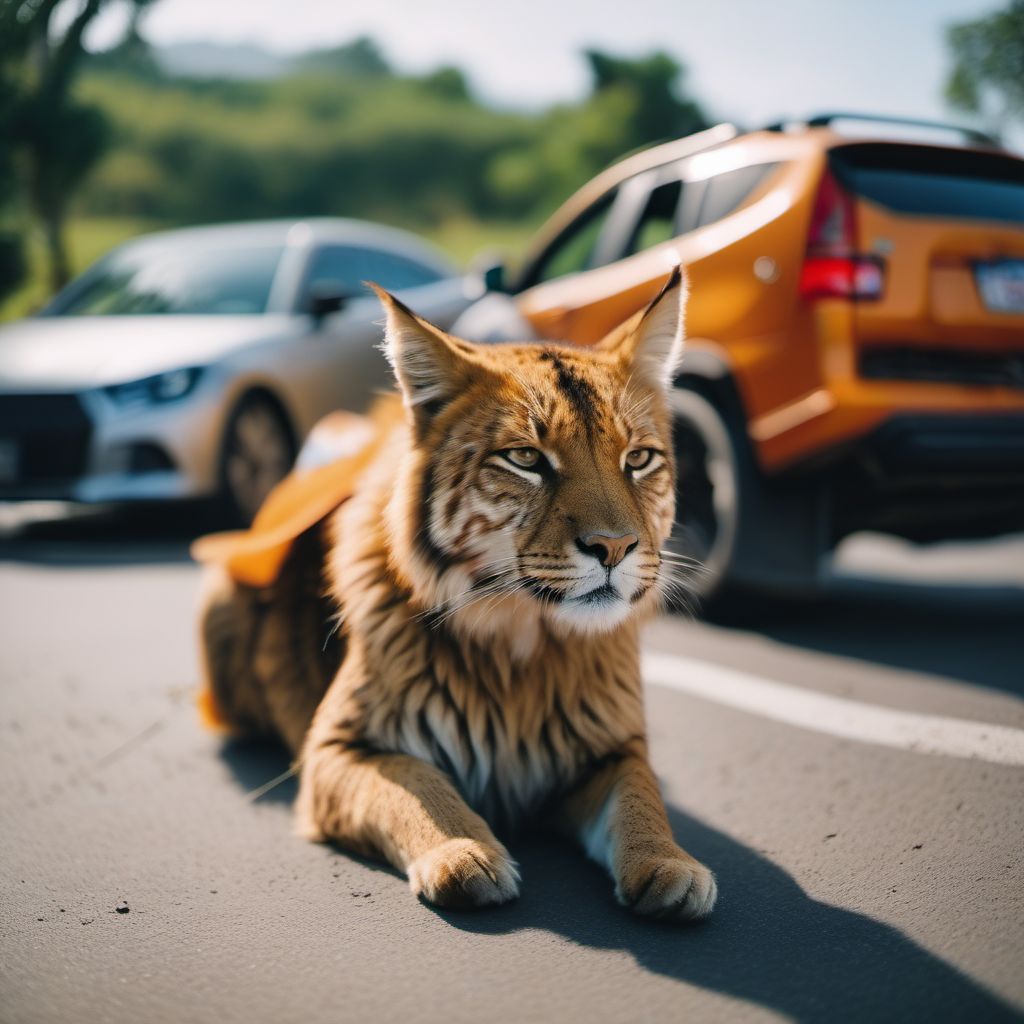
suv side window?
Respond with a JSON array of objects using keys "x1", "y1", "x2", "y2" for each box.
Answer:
[
  {"x1": 696, "y1": 164, "x2": 778, "y2": 227},
  {"x1": 622, "y1": 179, "x2": 684, "y2": 259},
  {"x1": 529, "y1": 191, "x2": 617, "y2": 285},
  {"x1": 677, "y1": 178, "x2": 708, "y2": 233},
  {"x1": 304, "y1": 245, "x2": 444, "y2": 296}
]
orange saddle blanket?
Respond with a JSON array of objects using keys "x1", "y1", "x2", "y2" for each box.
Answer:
[{"x1": 191, "y1": 404, "x2": 394, "y2": 588}]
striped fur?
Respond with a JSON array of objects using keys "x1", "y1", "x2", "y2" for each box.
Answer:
[{"x1": 200, "y1": 269, "x2": 716, "y2": 920}]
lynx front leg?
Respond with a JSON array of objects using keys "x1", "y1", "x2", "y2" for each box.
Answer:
[
  {"x1": 562, "y1": 743, "x2": 717, "y2": 922},
  {"x1": 297, "y1": 740, "x2": 519, "y2": 909}
]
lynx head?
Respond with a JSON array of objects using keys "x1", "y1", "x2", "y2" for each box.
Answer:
[{"x1": 376, "y1": 268, "x2": 686, "y2": 644}]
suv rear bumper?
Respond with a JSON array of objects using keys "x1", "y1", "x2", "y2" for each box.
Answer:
[
  {"x1": 863, "y1": 413, "x2": 1024, "y2": 483},
  {"x1": 750, "y1": 374, "x2": 1024, "y2": 473},
  {"x1": 826, "y1": 413, "x2": 1024, "y2": 543}
]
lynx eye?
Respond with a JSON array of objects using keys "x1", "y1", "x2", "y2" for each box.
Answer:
[
  {"x1": 502, "y1": 447, "x2": 542, "y2": 470},
  {"x1": 625, "y1": 448, "x2": 655, "y2": 471}
]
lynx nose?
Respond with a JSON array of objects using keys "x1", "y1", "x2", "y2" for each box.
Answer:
[{"x1": 576, "y1": 533, "x2": 639, "y2": 568}]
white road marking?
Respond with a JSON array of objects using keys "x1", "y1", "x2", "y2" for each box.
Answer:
[{"x1": 642, "y1": 651, "x2": 1024, "y2": 768}]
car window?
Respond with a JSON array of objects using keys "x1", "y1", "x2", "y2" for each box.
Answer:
[
  {"x1": 304, "y1": 245, "x2": 446, "y2": 296},
  {"x1": 622, "y1": 179, "x2": 684, "y2": 259},
  {"x1": 696, "y1": 164, "x2": 778, "y2": 227},
  {"x1": 677, "y1": 178, "x2": 708, "y2": 233},
  {"x1": 530, "y1": 192, "x2": 617, "y2": 285},
  {"x1": 48, "y1": 243, "x2": 284, "y2": 316},
  {"x1": 829, "y1": 144, "x2": 1024, "y2": 224}
]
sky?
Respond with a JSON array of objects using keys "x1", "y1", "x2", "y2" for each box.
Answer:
[{"x1": 82, "y1": 0, "x2": 1005, "y2": 133}]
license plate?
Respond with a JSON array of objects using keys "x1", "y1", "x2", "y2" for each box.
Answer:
[
  {"x1": 976, "y1": 260, "x2": 1024, "y2": 314},
  {"x1": 0, "y1": 439, "x2": 18, "y2": 483}
]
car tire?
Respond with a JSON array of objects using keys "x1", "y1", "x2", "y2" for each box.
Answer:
[
  {"x1": 666, "y1": 383, "x2": 827, "y2": 617},
  {"x1": 664, "y1": 387, "x2": 747, "y2": 610},
  {"x1": 218, "y1": 393, "x2": 296, "y2": 526}
]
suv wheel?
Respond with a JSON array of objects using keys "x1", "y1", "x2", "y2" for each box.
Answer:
[
  {"x1": 665, "y1": 387, "x2": 744, "y2": 606},
  {"x1": 666, "y1": 383, "x2": 827, "y2": 614}
]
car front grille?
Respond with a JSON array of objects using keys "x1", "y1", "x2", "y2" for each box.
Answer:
[
  {"x1": 0, "y1": 393, "x2": 93, "y2": 484},
  {"x1": 859, "y1": 347, "x2": 1024, "y2": 389}
]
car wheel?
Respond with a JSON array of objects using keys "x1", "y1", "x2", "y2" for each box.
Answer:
[
  {"x1": 219, "y1": 393, "x2": 295, "y2": 525},
  {"x1": 666, "y1": 383, "x2": 828, "y2": 617},
  {"x1": 664, "y1": 387, "x2": 744, "y2": 608}
]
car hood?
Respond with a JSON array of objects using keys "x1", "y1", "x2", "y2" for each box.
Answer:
[{"x1": 0, "y1": 315, "x2": 297, "y2": 392}]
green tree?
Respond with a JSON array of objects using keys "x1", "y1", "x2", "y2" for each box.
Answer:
[
  {"x1": 0, "y1": 34, "x2": 26, "y2": 301},
  {"x1": 417, "y1": 66, "x2": 472, "y2": 102},
  {"x1": 946, "y1": 0, "x2": 1024, "y2": 132},
  {"x1": 585, "y1": 49, "x2": 708, "y2": 150},
  {"x1": 0, "y1": 0, "x2": 156, "y2": 292},
  {"x1": 292, "y1": 36, "x2": 391, "y2": 77},
  {"x1": 488, "y1": 49, "x2": 709, "y2": 218}
]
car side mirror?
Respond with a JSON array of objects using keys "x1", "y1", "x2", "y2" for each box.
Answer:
[
  {"x1": 306, "y1": 280, "x2": 349, "y2": 321},
  {"x1": 470, "y1": 252, "x2": 509, "y2": 294},
  {"x1": 483, "y1": 261, "x2": 507, "y2": 294}
]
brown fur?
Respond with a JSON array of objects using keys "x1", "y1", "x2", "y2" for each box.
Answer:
[{"x1": 199, "y1": 268, "x2": 716, "y2": 920}]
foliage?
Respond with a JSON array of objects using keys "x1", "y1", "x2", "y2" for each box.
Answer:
[
  {"x1": 585, "y1": 49, "x2": 707, "y2": 150},
  {"x1": 1, "y1": 14, "x2": 711, "y2": 313},
  {"x1": 292, "y1": 37, "x2": 391, "y2": 78},
  {"x1": 0, "y1": 230, "x2": 26, "y2": 304},
  {"x1": 72, "y1": 39, "x2": 709, "y2": 231},
  {"x1": 0, "y1": 0, "x2": 155, "y2": 292},
  {"x1": 946, "y1": 0, "x2": 1024, "y2": 130},
  {"x1": 76, "y1": 70, "x2": 531, "y2": 226}
]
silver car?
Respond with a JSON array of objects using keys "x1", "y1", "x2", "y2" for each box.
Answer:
[{"x1": 0, "y1": 219, "x2": 474, "y2": 521}]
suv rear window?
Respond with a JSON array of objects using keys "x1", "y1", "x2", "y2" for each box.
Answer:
[{"x1": 830, "y1": 143, "x2": 1024, "y2": 224}]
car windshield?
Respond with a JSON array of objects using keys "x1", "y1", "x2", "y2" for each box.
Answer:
[{"x1": 47, "y1": 239, "x2": 285, "y2": 316}]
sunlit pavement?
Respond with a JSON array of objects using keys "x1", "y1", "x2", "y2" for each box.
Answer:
[{"x1": 1, "y1": 513, "x2": 1022, "y2": 1023}]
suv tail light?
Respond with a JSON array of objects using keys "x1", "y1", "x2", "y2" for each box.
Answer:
[{"x1": 799, "y1": 167, "x2": 884, "y2": 301}]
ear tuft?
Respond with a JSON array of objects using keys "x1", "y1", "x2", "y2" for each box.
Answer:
[
  {"x1": 627, "y1": 266, "x2": 688, "y2": 390},
  {"x1": 371, "y1": 283, "x2": 475, "y2": 423}
]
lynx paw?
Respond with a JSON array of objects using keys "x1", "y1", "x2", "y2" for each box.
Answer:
[
  {"x1": 617, "y1": 855, "x2": 717, "y2": 922},
  {"x1": 408, "y1": 838, "x2": 520, "y2": 909}
]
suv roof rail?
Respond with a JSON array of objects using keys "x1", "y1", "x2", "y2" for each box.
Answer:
[
  {"x1": 764, "y1": 112, "x2": 1000, "y2": 149},
  {"x1": 599, "y1": 122, "x2": 739, "y2": 183}
]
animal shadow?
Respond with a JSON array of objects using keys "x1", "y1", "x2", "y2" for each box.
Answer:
[
  {"x1": 219, "y1": 740, "x2": 1018, "y2": 1021},
  {"x1": 221, "y1": 736, "x2": 298, "y2": 804},
  {"x1": 443, "y1": 808, "x2": 1020, "y2": 1023}
]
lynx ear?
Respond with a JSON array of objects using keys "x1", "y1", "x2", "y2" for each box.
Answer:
[
  {"x1": 371, "y1": 283, "x2": 477, "y2": 427},
  {"x1": 602, "y1": 266, "x2": 687, "y2": 390}
]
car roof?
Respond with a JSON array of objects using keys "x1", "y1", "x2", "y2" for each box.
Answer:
[
  {"x1": 519, "y1": 117, "x2": 1018, "y2": 273},
  {"x1": 582, "y1": 118, "x2": 1011, "y2": 198},
  {"x1": 117, "y1": 218, "x2": 459, "y2": 274}
]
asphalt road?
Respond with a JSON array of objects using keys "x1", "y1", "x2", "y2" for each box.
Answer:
[{"x1": 2, "y1": 509, "x2": 1023, "y2": 1024}]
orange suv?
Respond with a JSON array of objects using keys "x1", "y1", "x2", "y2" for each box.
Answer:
[{"x1": 468, "y1": 114, "x2": 1024, "y2": 597}]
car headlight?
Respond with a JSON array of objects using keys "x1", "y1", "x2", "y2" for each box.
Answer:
[{"x1": 105, "y1": 367, "x2": 204, "y2": 407}]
